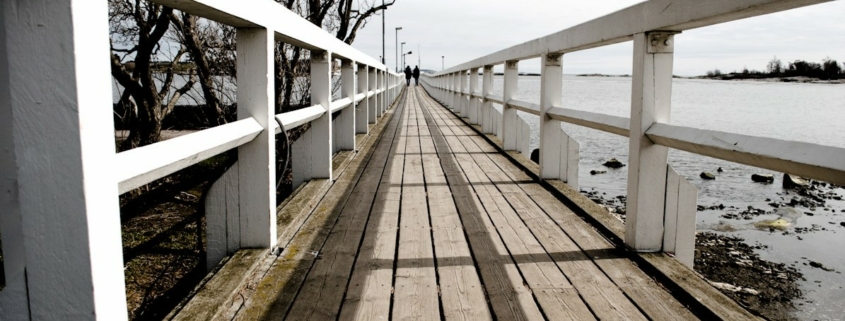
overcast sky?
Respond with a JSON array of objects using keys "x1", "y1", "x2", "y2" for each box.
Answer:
[{"x1": 350, "y1": 0, "x2": 845, "y2": 76}]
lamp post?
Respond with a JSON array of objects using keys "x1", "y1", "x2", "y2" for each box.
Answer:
[
  {"x1": 395, "y1": 27, "x2": 402, "y2": 72},
  {"x1": 442, "y1": 56, "x2": 444, "y2": 71},
  {"x1": 402, "y1": 51, "x2": 412, "y2": 72},
  {"x1": 401, "y1": 42, "x2": 406, "y2": 69},
  {"x1": 382, "y1": 0, "x2": 385, "y2": 64}
]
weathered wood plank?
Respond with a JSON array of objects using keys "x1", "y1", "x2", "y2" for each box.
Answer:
[
  {"x1": 233, "y1": 88, "x2": 405, "y2": 321},
  {"x1": 338, "y1": 88, "x2": 407, "y2": 321},
  {"x1": 417, "y1": 90, "x2": 544, "y2": 321},
  {"x1": 417, "y1": 90, "x2": 492, "y2": 321},
  {"x1": 421, "y1": 87, "x2": 700, "y2": 321},
  {"x1": 439, "y1": 106, "x2": 645, "y2": 321},
  {"x1": 393, "y1": 88, "x2": 441, "y2": 321}
]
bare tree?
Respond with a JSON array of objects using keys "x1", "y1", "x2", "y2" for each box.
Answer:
[
  {"x1": 273, "y1": 0, "x2": 396, "y2": 113},
  {"x1": 110, "y1": 0, "x2": 196, "y2": 150},
  {"x1": 767, "y1": 56, "x2": 783, "y2": 75},
  {"x1": 172, "y1": 14, "x2": 236, "y2": 126}
]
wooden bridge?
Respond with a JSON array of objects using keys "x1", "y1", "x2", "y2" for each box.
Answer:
[{"x1": 2, "y1": 0, "x2": 843, "y2": 319}]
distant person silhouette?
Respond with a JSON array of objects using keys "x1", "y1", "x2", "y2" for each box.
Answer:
[
  {"x1": 404, "y1": 66, "x2": 412, "y2": 86},
  {"x1": 413, "y1": 66, "x2": 420, "y2": 86}
]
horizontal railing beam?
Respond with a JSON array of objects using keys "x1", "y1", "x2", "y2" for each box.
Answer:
[
  {"x1": 330, "y1": 97, "x2": 353, "y2": 113},
  {"x1": 148, "y1": 0, "x2": 393, "y2": 72},
  {"x1": 116, "y1": 118, "x2": 263, "y2": 193},
  {"x1": 546, "y1": 106, "x2": 631, "y2": 137},
  {"x1": 275, "y1": 105, "x2": 326, "y2": 132},
  {"x1": 646, "y1": 123, "x2": 845, "y2": 186},
  {"x1": 436, "y1": 0, "x2": 831, "y2": 75},
  {"x1": 484, "y1": 94, "x2": 504, "y2": 105},
  {"x1": 507, "y1": 99, "x2": 541, "y2": 115}
]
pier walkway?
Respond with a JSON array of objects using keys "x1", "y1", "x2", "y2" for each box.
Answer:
[
  {"x1": 6, "y1": 0, "x2": 842, "y2": 319},
  {"x1": 221, "y1": 87, "x2": 697, "y2": 320}
]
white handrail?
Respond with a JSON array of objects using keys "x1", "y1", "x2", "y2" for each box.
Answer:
[
  {"x1": 149, "y1": 0, "x2": 394, "y2": 73},
  {"x1": 436, "y1": 0, "x2": 832, "y2": 75},
  {"x1": 275, "y1": 105, "x2": 327, "y2": 132},
  {"x1": 421, "y1": 0, "x2": 842, "y2": 267},
  {"x1": 647, "y1": 123, "x2": 845, "y2": 186},
  {"x1": 115, "y1": 118, "x2": 264, "y2": 193}
]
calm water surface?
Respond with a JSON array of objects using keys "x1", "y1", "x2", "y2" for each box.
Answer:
[{"x1": 488, "y1": 76, "x2": 845, "y2": 320}]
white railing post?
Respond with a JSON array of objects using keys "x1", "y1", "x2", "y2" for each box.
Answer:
[
  {"x1": 459, "y1": 70, "x2": 467, "y2": 117},
  {"x1": 236, "y1": 28, "x2": 277, "y2": 248},
  {"x1": 626, "y1": 32, "x2": 676, "y2": 251},
  {"x1": 356, "y1": 63, "x2": 369, "y2": 134},
  {"x1": 0, "y1": 2, "x2": 28, "y2": 317},
  {"x1": 469, "y1": 67, "x2": 479, "y2": 124},
  {"x1": 540, "y1": 53, "x2": 564, "y2": 178},
  {"x1": 502, "y1": 60, "x2": 519, "y2": 150},
  {"x1": 382, "y1": 71, "x2": 387, "y2": 112},
  {"x1": 294, "y1": 50, "x2": 333, "y2": 188},
  {"x1": 377, "y1": 70, "x2": 383, "y2": 116},
  {"x1": 2, "y1": 0, "x2": 125, "y2": 318},
  {"x1": 339, "y1": 60, "x2": 356, "y2": 150},
  {"x1": 449, "y1": 73, "x2": 454, "y2": 112},
  {"x1": 368, "y1": 67, "x2": 377, "y2": 124},
  {"x1": 481, "y1": 65, "x2": 494, "y2": 134}
]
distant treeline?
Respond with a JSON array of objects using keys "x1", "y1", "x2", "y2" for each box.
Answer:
[{"x1": 706, "y1": 57, "x2": 844, "y2": 80}]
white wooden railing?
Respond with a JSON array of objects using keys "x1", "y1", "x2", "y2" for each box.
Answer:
[
  {"x1": 422, "y1": 0, "x2": 845, "y2": 269},
  {"x1": 0, "y1": 0, "x2": 401, "y2": 319}
]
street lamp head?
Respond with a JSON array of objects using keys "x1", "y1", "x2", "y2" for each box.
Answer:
[
  {"x1": 407, "y1": 51, "x2": 413, "y2": 54},
  {"x1": 396, "y1": 27, "x2": 403, "y2": 30},
  {"x1": 401, "y1": 42, "x2": 406, "y2": 45}
]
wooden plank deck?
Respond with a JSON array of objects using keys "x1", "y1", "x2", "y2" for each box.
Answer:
[{"x1": 237, "y1": 86, "x2": 699, "y2": 320}]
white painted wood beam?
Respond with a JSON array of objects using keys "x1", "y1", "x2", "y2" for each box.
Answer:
[
  {"x1": 236, "y1": 27, "x2": 276, "y2": 248},
  {"x1": 540, "y1": 53, "x2": 564, "y2": 180},
  {"x1": 117, "y1": 118, "x2": 263, "y2": 193},
  {"x1": 356, "y1": 63, "x2": 369, "y2": 134},
  {"x1": 546, "y1": 107, "x2": 631, "y2": 137},
  {"x1": 0, "y1": 2, "x2": 30, "y2": 317},
  {"x1": 436, "y1": 0, "x2": 831, "y2": 75},
  {"x1": 338, "y1": 60, "x2": 356, "y2": 150},
  {"x1": 648, "y1": 123, "x2": 845, "y2": 186},
  {"x1": 469, "y1": 68, "x2": 479, "y2": 124},
  {"x1": 626, "y1": 32, "x2": 675, "y2": 252},
  {"x1": 148, "y1": 0, "x2": 390, "y2": 70},
  {"x1": 502, "y1": 61, "x2": 519, "y2": 150},
  {"x1": 3, "y1": 0, "x2": 126, "y2": 318},
  {"x1": 481, "y1": 66, "x2": 494, "y2": 134}
]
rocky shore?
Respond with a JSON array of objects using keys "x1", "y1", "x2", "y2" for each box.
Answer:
[{"x1": 578, "y1": 173, "x2": 845, "y2": 320}]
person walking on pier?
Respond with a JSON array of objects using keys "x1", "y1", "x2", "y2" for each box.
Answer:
[
  {"x1": 413, "y1": 66, "x2": 420, "y2": 86},
  {"x1": 404, "y1": 66, "x2": 412, "y2": 86}
]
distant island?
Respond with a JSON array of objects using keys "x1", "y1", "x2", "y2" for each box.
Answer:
[{"x1": 697, "y1": 57, "x2": 844, "y2": 84}]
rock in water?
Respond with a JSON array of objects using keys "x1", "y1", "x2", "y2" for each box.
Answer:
[
  {"x1": 530, "y1": 148, "x2": 540, "y2": 164},
  {"x1": 701, "y1": 172, "x2": 716, "y2": 180},
  {"x1": 603, "y1": 158, "x2": 625, "y2": 169},
  {"x1": 751, "y1": 174, "x2": 774, "y2": 183},
  {"x1": 590, "y1": 170, "x2": 607, "y2": 175},
  {"x1": 717, "y1": 167, "x2": 724, "y2": 173},
  {"x1": 783, "y1": 174, "x2": 809, "y2": 189}
]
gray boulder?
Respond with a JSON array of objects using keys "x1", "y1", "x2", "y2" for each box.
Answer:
[
  {"x1": 603, "y1": 158, "x2": 625, "y2": 169},
  {"x1": 700, "y1": 172, "x2": 716, "y2": 180},
  {"x1": 783, "y1": 174, "x2": 809, "y2": 189},
  {"x1": 751, "y1": 174, "x2": 774, "y2": 183}
]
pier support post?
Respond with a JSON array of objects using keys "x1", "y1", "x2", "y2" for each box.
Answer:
[
  {"x1": 1, "y1": 0, "x2": 125, "y2": 318},
  {"x1": 481, "y1": 65, "x2": 494, "y2": 134},
  {"x1": 452, "y1": 73, "x2": 459, "y2": 111},
  {"x1": 369, "y1": 66, "x2": 377, "y2": 124},
  {"x1": 469, "y1": 67, "x2": 479, "y2": 124},
  {"x1": 236, "y1": 27, "x2": 277, "y2": 248},
  {"x1": 339, "y1": 60, "x2": 356, "y2": 150},
  {"x1": 539, "y1": 52, "x2": 578, "y2": 189},
  {"x1": 626, "y1": 32, "x2": 676, "y2": 251},
  {"x1": 293, "y1": 50, "x2": 333, "y2": 188},
  {"x1": 356, "y1": 63, "x2": 369, "y2": 134},
  {"x1": 502, "y1": 60, "x2": 519, "y2": 150},
  {"x1": 459, "y1": 70, "x2": 467, "y2": 117}
]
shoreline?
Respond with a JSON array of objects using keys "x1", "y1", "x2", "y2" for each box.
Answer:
[{"x1": 575, "y1": 73, "x2": 845, "y2": 84}]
